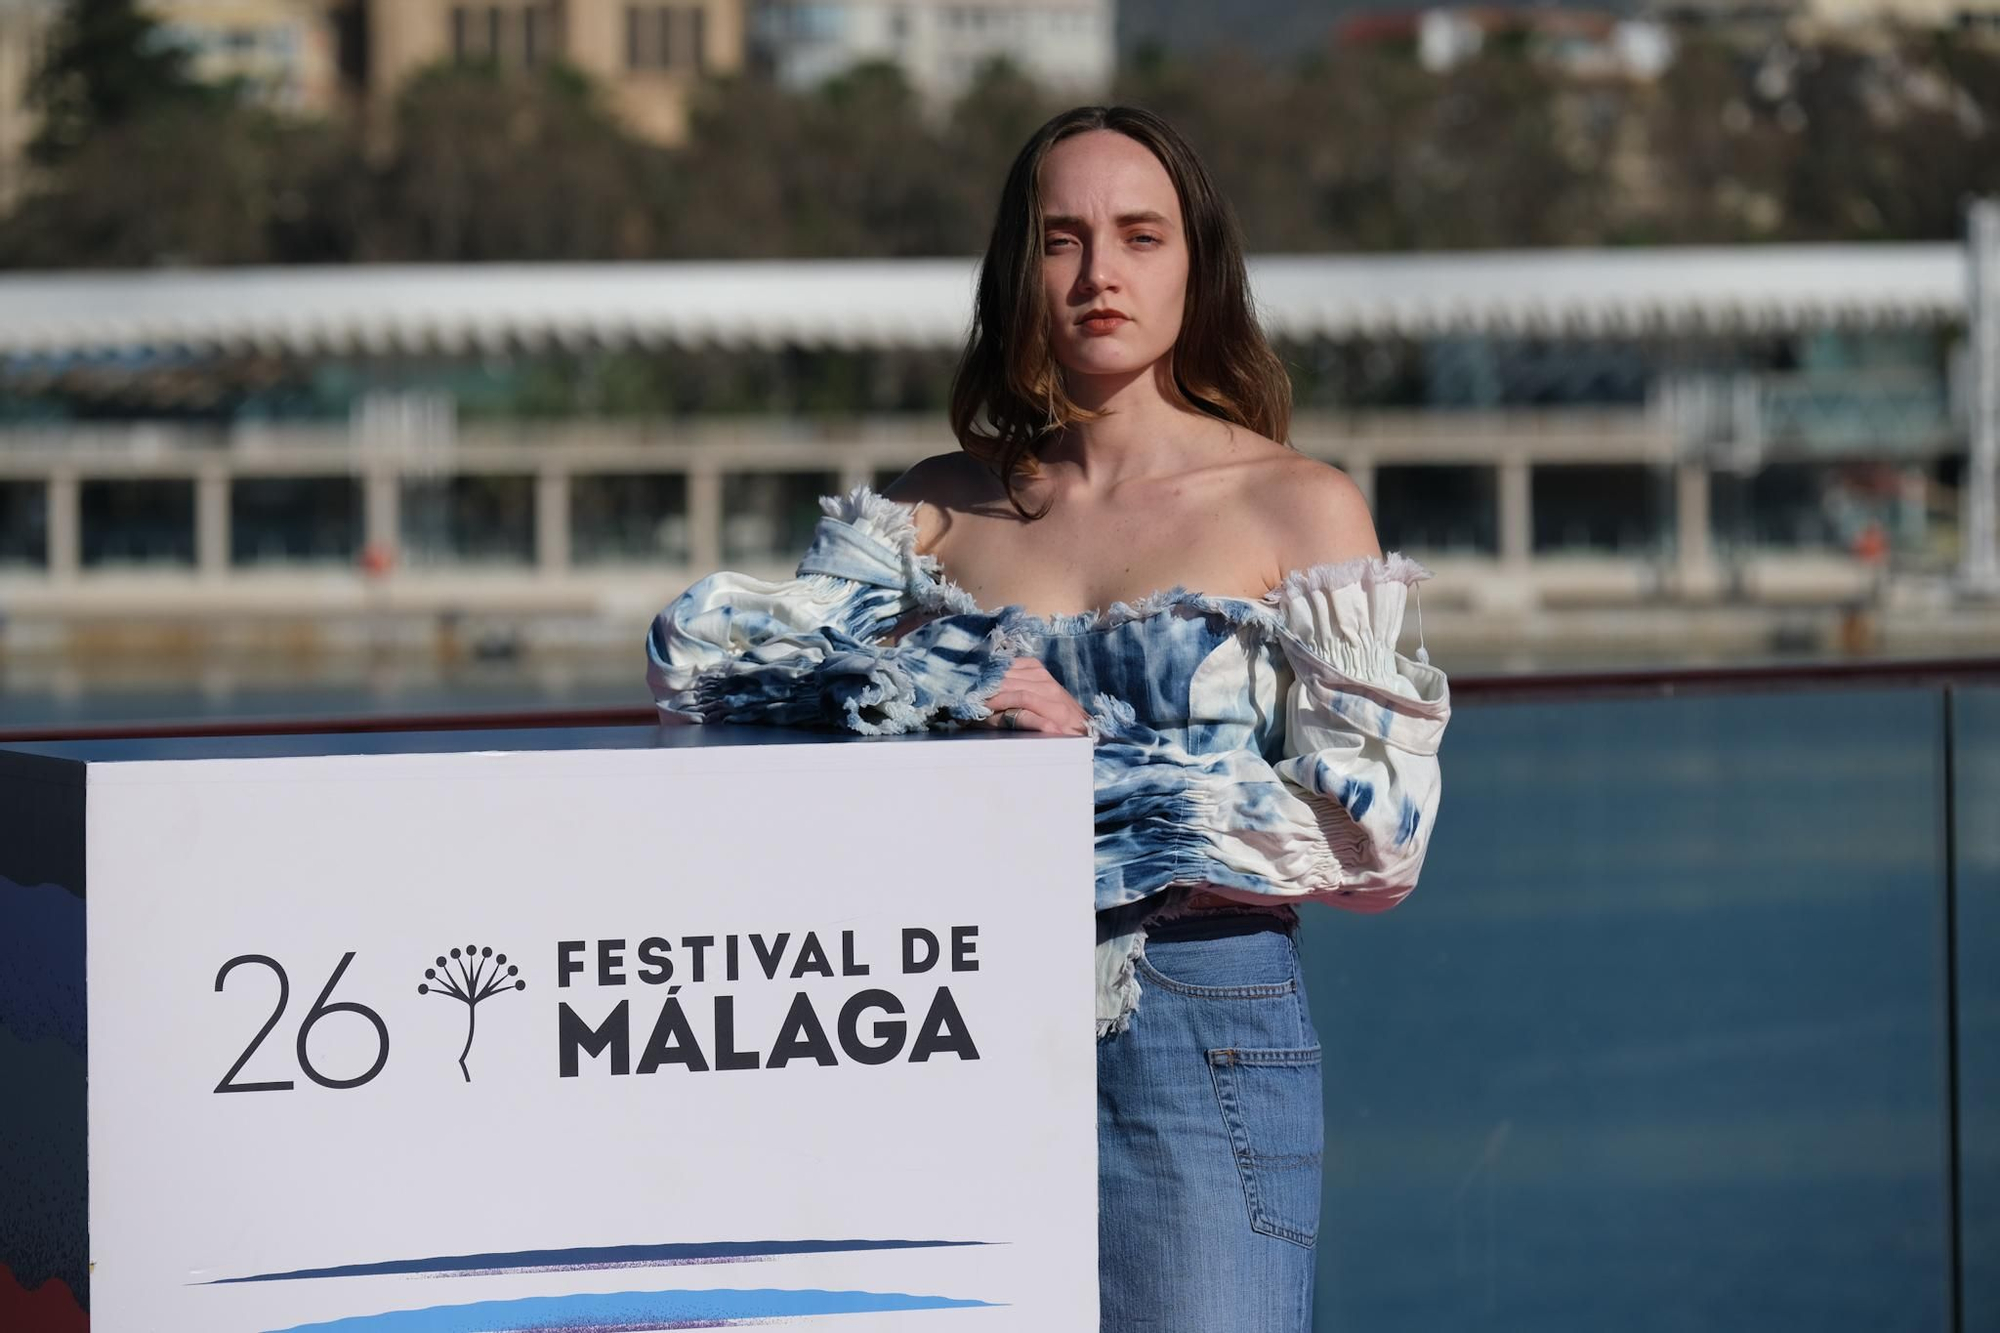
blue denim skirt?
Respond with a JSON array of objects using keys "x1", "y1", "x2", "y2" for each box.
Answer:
[{"x1": 1098, "y1": 909, "x2": 1324, "y2": 1332}]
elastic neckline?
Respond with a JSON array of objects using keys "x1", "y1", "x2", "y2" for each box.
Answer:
[{"x1": 822, "y1": 483, "x2": 1434, "y2": 641}]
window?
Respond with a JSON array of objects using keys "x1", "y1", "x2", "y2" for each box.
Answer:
[
  {"x1": 450, "y1": 4, "x2": 562, "y2": 69},
  {"x1": 626, "y1": 5, "x2": 708, "y2": 72}
]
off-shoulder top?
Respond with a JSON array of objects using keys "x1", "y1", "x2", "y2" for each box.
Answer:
[{"x1": 647, "y1": 486, "x2": 1452, "y2": 1037}]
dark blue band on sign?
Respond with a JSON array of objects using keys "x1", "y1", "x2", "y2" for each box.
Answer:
[
  {"x1": 259, "y1": 1287, "x2": 1001, "y2": 1332},
  {"x1": 207, "y1": 1238, "x2": 995, "y2": 1284}
]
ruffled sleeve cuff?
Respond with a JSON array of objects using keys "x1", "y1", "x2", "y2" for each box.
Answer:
[
  {"x1": 1264, "y1": 553, "x2": 1450, "y2": 756},
  {"x1": 645, "y1": 485, "x2": 1016, "y2": 734},
  {"x1": 1263, "y1": 552, "x2": 1452, "y2": 909},
  {"x1": 796, "y1": 485, "x2": 981, "y2": 616}
]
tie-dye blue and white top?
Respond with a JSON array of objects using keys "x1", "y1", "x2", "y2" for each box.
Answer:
[{"x1": 647, "y1": 486, "x2": 1451, "y2": 1035}]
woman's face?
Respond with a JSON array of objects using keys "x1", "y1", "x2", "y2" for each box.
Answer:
[{"x1": 1038, "y1": 130, "x2": 1188, "y2": 385}]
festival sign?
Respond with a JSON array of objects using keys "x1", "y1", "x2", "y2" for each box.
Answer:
[{"x1": 0, "y1": 729, "x2": 1098, "y2": 1332}]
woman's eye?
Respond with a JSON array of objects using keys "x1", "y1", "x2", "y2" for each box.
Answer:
[
  {"x1": 1044, "y1": 235, "x2": 1076, "y2": 251},
  {"x1": 1131, "y1": 233, "x2": 1161, "y2": 246}
]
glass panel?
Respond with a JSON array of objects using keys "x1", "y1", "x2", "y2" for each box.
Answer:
[
  {"x1": 80, "y1": 479, "x2": 195, "y2": 568},
  {"x1": 1301, "y1": 689, "x2": 1951, "y2": 1330},
  {"x1": 721, "y1": 470, "x2": 837, "y2": 566},
  {"x1": 0, "y1": 481, "x2": 47, "y2": 569},
  {"x1": 1375, "y1": 464, "x2": 1498, "y2": 556},
  {"x1": 1955, "y1": 686, "x2": 2000, "y2": 1332},
  {"x1": 571, "y1": 473, "x2": 688, "y2": 565},
  {"x1": 400, "y1": 475, "x2": 535, "y2": 566},
  {"x1": 230, "y1": 477, "x2": 361, "y2": 567},
  {"x1": 1532, "y1": 464, "x2": 1670, "y2": 555},
  {"x1": 1710, "y1": 463, "x2": 1873, "y2": 553}
]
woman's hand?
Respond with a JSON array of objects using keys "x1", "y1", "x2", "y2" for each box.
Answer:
[{"x1": 982, "y1": 657, "x2": 1092, "y2": 736}]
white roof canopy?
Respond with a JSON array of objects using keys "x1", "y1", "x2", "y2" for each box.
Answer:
[{"x1": 0, "y1": 245, "x2": 1965, "y2": 358}]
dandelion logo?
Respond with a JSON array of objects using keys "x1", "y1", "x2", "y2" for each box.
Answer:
[{"x1": 418, "y1": 945, "x2": 526, "y2": 1082}]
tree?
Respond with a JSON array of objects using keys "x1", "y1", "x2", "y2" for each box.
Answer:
[
  {"x1": 29, "y1": 0, "x2": 215, "y2": 165},
  {"x1": 2, "y1": 102, "x2": 291, "y2": 266},
  {"x1": 364, "y1": 64, "x2": 670, "y2": 261},
  {"x1": 670, "y1": 63, "x2": 968, "y2": 258}
]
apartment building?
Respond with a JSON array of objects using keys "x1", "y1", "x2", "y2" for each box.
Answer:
[
  {"x1": 754, "y1": 0, "x2": 1112, "y2": 103},
  {"x1": 147, "y1": 0, "x2": 342, "y2": 113},
  {"x1": 0, "y1": 0, "x2": 57, "y2": 210},
  {"x1": 368, "y1": 0, "x2": 745, "y2": 143}
]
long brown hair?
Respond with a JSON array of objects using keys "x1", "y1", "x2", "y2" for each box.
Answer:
[{"x1": 949, "y1": 105, "x2": 1292, "y2": 519}]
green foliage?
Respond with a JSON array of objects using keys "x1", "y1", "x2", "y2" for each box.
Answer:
[{"x1": 28, "y1": 0, "x2": 215, "y2": 165}]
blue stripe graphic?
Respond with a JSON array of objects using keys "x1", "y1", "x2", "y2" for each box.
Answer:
[
  {"x1": 209, "y1": 1238, "x2": 992, "y2": 1284},
  {"x1": 259, "y1": 1286, "x2": 999, "y2": 1332}
]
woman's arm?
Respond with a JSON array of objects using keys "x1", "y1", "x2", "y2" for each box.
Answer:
[
  {"x1": 1091, "y1": 461, "x2": 1449, "y2": 912},
  {"x1": 645, "y1": 485, "x2": 1021, "y2": 734}
]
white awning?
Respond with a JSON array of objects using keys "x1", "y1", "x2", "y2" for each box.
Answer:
[{"x1": 0, "y1": 245, "x2": 1965, "y2": 358}]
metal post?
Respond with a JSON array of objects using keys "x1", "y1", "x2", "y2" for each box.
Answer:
[{"x1": 1966, "y1": 197, "x2": 2000, "y2": 593}]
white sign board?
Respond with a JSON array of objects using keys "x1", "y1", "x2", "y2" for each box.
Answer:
[{"x1": 10, "y1": 730, "x2": 1098, "y2": 1333}]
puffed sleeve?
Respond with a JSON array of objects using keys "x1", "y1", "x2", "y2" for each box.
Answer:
[
  {"x1": 646, "y1": 486, "x2": 1020, "y2": 735},
  {"x1": 1263, "y1": 555, "x2": 1450, "y2": 911},
  {"x1": 1088, "y1": 554, "x2": 1449, "y2": 913}
]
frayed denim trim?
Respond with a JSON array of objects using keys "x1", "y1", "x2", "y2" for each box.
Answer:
[
  {"x1": 833, "y1": 624, "x2": 1027, "y2": 735},
  {"x1": 821, "y1": 483, "x2": 984, "y2": 618},
  {"x1": 1083, "y1": 692, "x2": 1138, "y2": 743},
  {"x1": 823, "y1": 484, "x2": 1433, "y2": 652},
  {"x1": 1096, "y1": 890, "x2": 1188, "y2": 1040},
  {"x1": 1260, "y1": 551, "x2": 1433, "y2": 602},
  {"x1": 949, "y1": 627, "x2": 1027, "y2": 724}
]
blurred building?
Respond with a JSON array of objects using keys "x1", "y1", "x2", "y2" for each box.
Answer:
[
  {"x1": 1652, "y1": 0, "x2": 2000, "y2": 33},
  {"x1": 365, "y1": 0, "x2": 745, "y2": 143},
  {"x1": 1410, "y1": 8, "x2": 1675, "y2": 76},
  {"x1": 0, "y1": 0, "x2": 57, "y2": 211},
  {"x1": 144, "y1": 0, "x2": 341, "y2": 113},
  {"x1": 1, "y1": 243, "x2": 1994, "y2": 674},
  {"x1": 1805, "y1": 0, "x2": 2000, "y2": 28},
  {"x1": 753, "y1": 0, "x2": 1113, "y2": 103}
]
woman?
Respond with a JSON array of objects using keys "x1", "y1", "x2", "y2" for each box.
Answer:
[{"x1": 648, "y1": 105, "x2": 1450, "y2": 1332}]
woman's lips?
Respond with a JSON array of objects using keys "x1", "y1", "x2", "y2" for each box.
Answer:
[{"x1": 1079, "y1": 314, "x2": 1128, "y2": 335}]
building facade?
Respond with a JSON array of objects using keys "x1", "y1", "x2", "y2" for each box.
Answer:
[
  {"x1": 367, "y1": 0, "x2": 745, "y2": 143},
  {"x1": 754, "y1": 0, "x2": 1112, "y2": 103},
  {"x1": 145, "y1": 0, "x2": 342, "y2": 114},
  {"x1": 0, "y1": 0, "x2": 57, "y2": 211}
]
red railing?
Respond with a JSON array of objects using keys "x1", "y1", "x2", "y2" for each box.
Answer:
[{"x1": 5, "y1": 655, "x2": 1999, "y2": 744}]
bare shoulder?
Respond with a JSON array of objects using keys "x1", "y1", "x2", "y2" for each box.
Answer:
[
  {"x1": 1247, "y1": 450, "x2": 1383, "y2": 571},
  {"x1": 881, "y1": 451, "x2": 1002, "y2": 553}
]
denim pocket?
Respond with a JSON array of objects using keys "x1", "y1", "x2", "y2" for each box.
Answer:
[
  {"x1": 1206, "y1": 1046, "x2": 1324, "y2": 1247},
  {"x1": 1136, "y1": 920, "x2": 1298, "y2": 998}
]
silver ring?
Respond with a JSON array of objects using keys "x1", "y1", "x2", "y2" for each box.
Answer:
[{"x1": 1002, "y1": 707, "x2": 1022, "y2": 730}]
